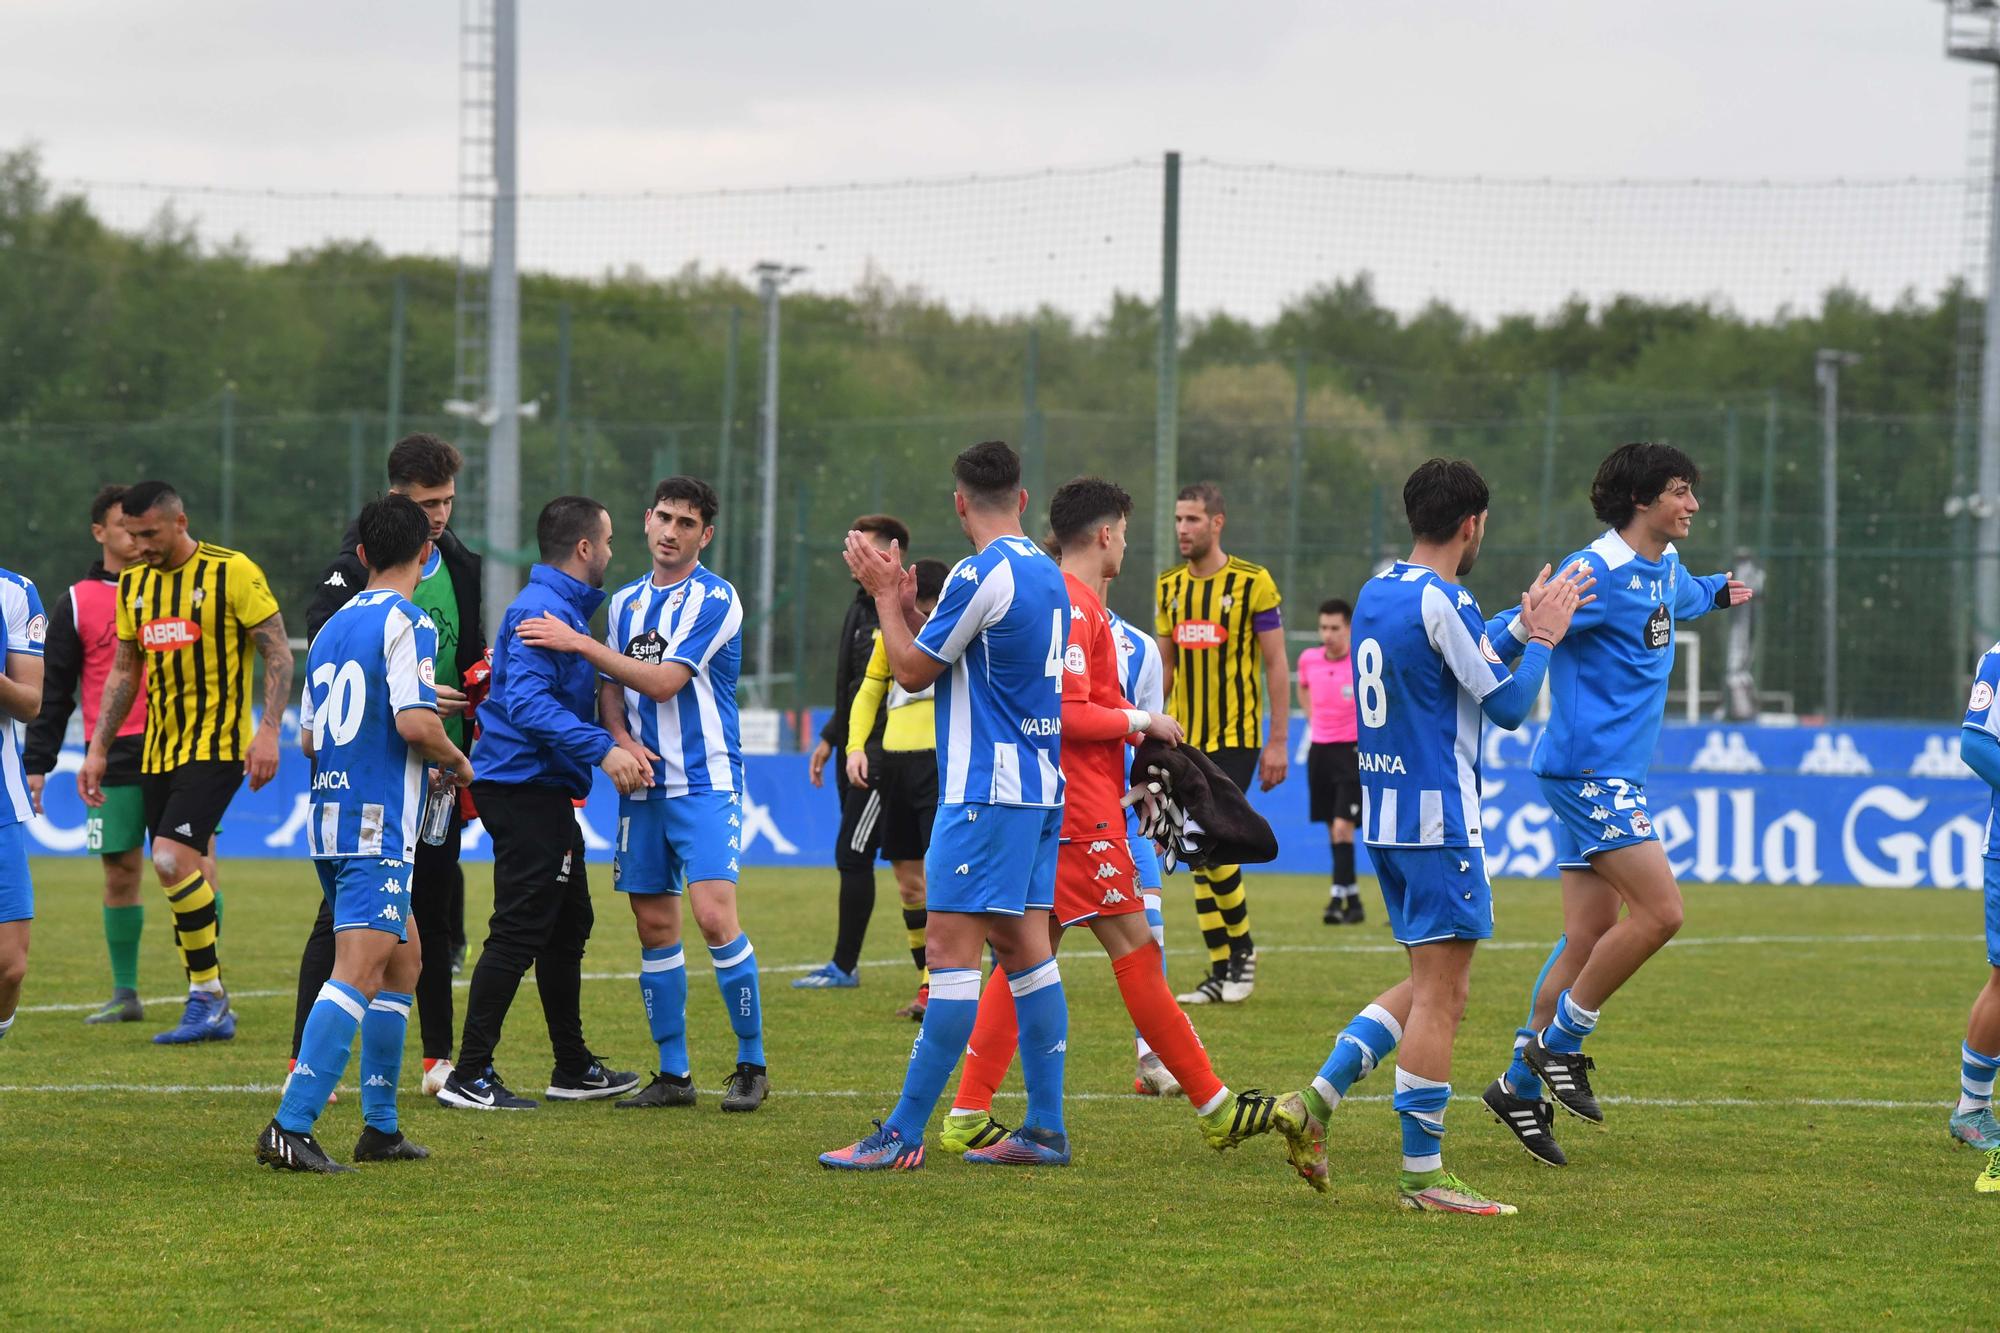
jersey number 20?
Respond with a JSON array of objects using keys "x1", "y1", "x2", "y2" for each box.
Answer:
[{"x1": 310, "y1": 660, "x2": 369, "y2": 747}]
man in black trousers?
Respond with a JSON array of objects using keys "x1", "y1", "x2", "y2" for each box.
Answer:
[
  {"x1": 435, "y1": 496, "x2": 649, "y2": 1111},
  {"x1": 796, "y1": 513, "x2": 908, "y2": 991},
  {"x1": 290, "y1": 434, "x2": 485, "y2": 1098}
]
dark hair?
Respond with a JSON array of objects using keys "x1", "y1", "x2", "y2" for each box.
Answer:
[
  {"x1": 1049, "y1": 476, "x2": 1133, "y2": 549},
  {"x1": 120, "y1": 480, "x2": 182, "y2": 518},
  {"x1": 1176, "y1": 481, "x2": 1225, "y2": 517},
  {"x1": 386, "y1": 433, "x2": 464, "y2": 489},
  {"x1": 90, "y1": 484, "x2": 129, "y2": 526},
  {"x1": 1590, "y1": 442, "x2": 1700, "y2": 529},
  {"x1": 537, "y1": 495, "x2": 609, "y2": 562},
  {"x1": 1318, "y1": 598, "x2": 1352, "y2": 621},
  {"x1": 854, "y1": 513, "x2": 911, "y2": 549},
  {"x1": 653, "y1": 475, "x2": 719, "y2": 527},
  {"x1": 952, "y1": 440, "x2": 1022, "y2": 511},
  {"x1": 356, "y1": 494, "x2": 431, "y2": 573},
  {"x1": 1402, "y1": 459, "x2": 1489, "y2": 544},
  {"x1": 913, "y1": 558, "x2": 949, "y2": 605}
]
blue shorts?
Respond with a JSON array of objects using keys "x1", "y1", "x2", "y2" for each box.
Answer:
[
  {"x1": 0, "y1": 822, "x2": 31, "y2": 923},
  {"x1": 1372, "y1": 845, "x2": 1493, "y2": 946},
  {"x1": 314, "y1": 856, "x2": 412, "y2": 941},
  {"x1": 1540, "y1": 776, "x2": 1659, "y2": 870},
  {"x1": 614, "y1": 790, "x2": 741, "y2": 895},
  {"x1": 1984, "y1": 858, "x2": 2000, "y2": 968},
  {"x1": 925, "y1": 803, "x2": 1062, "y2": 917}
]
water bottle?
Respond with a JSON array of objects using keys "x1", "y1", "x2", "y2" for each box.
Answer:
[{"x1": 420, "y1": 768, "x2": 455, "y2": 846}]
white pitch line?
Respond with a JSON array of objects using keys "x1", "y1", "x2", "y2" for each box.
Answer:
[
  {"x1": 0, "y1": 1082, "x2": 1950, "y2": 1111},
  {"x1": 16, "y1": 931, "x2": 1969, "y2": 1015}
]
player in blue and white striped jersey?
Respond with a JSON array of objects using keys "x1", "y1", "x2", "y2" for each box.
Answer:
[
  {"x1": 1952, "y1": 641, "x2": 2000, "y2": 1179},
  {"x1": 822, "y1": 440, "x2": 1075, "y2": 1171},
  {"x1": 1109, "y1": 606, "x2": 1178, "y2": 1096},
  {"x1": 1269, "y1": 459, "x2": 1588, "y2": 1216},
  {"x1": 0, "y1": 567, "x2": 48, "y2": 1044},
  {"x1": 1482, "y1": 443, "x2": 1752, "y2": 1165},
  {"x1": 262, "y1": 496, "x2": 473, "y2": 1173},
  {"x1": 514, "y1": 475, "x2": 767, "y2": 1113}
]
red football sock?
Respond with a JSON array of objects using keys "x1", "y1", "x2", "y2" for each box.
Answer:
[
  {"x1": 1113, "y1": 941, "x2": 1225, "y2": 1109},
  {"x1": 948, "y1": 966, "x2": 1018, "y2": 1114}
]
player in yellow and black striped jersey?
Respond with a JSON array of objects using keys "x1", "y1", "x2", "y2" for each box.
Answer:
[
  {"x1": 79, "y1": 480, "x2": 293, "y2": 1045},
  {"x1": 1154, "y1": 482, "x2": 1291, "y2": 1006}
]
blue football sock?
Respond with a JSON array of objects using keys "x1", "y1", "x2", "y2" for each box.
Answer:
[
  {"x1": 709, "y1": 934, "x2": 765, "y2": 1067},
  {"x1": 359, "y1": 990, "x2": 412, "y2": 1134},
  {"x1": 1507, "y1": 935, "x2": 1567, "y2": 1097},
  {"x1": 1960, "y1": 1042, "x2": 2000, "y2": 1113},
  {"x1": 278, "y1": 980, "x2": 364, "y2": 1134},
  {"x1": 1010, "y1": 958, "x2": 1069, "y2": 1137},
  {"x1": 639, "y1": 944, "x2": 690, "y2": 1077},
  {"x1": 884, "y1": 967, "x2": 981, "y2": 1142},
  {"x1": 1393, "y1": 1066, "x2": 1451, "y2": 1175},
  {"x1": 1542, "y1": 987, "x2": 1600, "y2": 1055},
  {"x1": 1312, "y1": 1002, "x2": 1402, "y2": 1111}
]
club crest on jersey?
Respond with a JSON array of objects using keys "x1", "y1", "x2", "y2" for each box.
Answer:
[
  {"x1": 191, "y1": 586, "x2": 206, "y2": 608},
  {"x1": 1063, "y1": 643, "x2": 1087, "y2": 674},
  {"x1": 1972, "y1": 681, "x2": 1995, "y2": 714},
  {"x1": 140, "y1": 617, "x2": 202, "y2": 651},
  {"x1": 1220, "y1": 593, "x2": 1234, "y2": 611},
  {"x1": 1630, "y1": 810, "x2": 1653, "y2": 837},
  {"x1": 626, "y1": 630, "x2": 668, "y2": 665},
  {"x1": 1175, "y1": 620, "x2": 1227, "y2": 649}
]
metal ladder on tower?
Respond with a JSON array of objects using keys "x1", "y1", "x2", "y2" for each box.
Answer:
[{"x1": 451, "y1": 0, "x2": 496, "y2": 435}]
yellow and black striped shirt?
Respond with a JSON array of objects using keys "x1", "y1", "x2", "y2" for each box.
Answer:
[
  {"x1": 116, "y1": 542, "x2": 280, "y2": 773},
  {"x1": 1156, "y1": 556, "x2": 1283, "y2": 751}
]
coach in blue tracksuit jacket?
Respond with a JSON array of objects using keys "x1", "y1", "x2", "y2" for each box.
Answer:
[{"x1": 445, "y1": 497, "x2": 651, "y2": 1111}]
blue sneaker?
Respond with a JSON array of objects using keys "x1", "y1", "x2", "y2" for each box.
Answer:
[
  {"x1": 964, "y1": 1126, "x2": 1071, "y2": 1167},
  {"x1": 792, "y1": 962, "x2": 860, "y2": 990},
  {"x1": 1950, "y1": 1107, "x2": 2000, "y2": 1151},
  {"x1": 152, "y1": 991, "x2": 236, "y2": 1045},
  {"x1": 820, "y1": 1120, "x2": 925, "y2": 1170}
]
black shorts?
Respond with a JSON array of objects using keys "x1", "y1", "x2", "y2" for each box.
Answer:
[
  {"x1": 142, "y1": 760, "x2": 244, "y2": 849},
  {"x1": 873, "y1": 749, "x2": 939, "y2": 863},
  {"x1": 1207, "y1": 746, "x2": 1260, "y2": 794},
  {"x1": 1308, "y1": 741, "x2": 1363, "y2": 825}
]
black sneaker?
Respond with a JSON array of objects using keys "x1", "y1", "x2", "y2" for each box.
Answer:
[
  {"x1": 437, "y1": 1065, "x2": 539, "y2": 1111},
  {"x1": 1522, "y1": 1033, "x2": 1603, "y2": 1125},
  {"x1": 256, "y1": 1118, "x2": 355, "y2": 1174},
  {"x1": 615, "y1": 1072, "x2": 698, "y2": 1109},
  {"x1": 1340, "y1": 897, "x2": 1365, "y2": 925},
  {"x1": 353, "y1": 1125, "x2": 431, "y2": 1162},
  {"x1": 547, "y1": 1058, "x2": 641, "y2": 1102},
  {"x1": 1323, "y1": 897, "x2": 1344, "y2": 925},
  {"x1": 1481, "y1": 1078, "x2": 1567, "y2": 1166},
  {"x1": 721, "y1": 1062, "x2": 769, "y2": 1113}
]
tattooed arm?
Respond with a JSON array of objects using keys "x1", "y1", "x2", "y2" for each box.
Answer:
[
  {"x1": 245, "y1": 611, "x2": 293, "y2": 791},
  {"x1": 79, "y1": 638, "x2": 142, "y2": 809}
]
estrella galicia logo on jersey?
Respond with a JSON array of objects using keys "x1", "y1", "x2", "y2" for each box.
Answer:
[
  {"x1": 1063, "y1": 643, "x2": 1087, "y2": 674},
  {"x1": 1174, "y1": 620, "x2": 1227, "y2": 649},
  {"x1": 1479, "y1": 634, "x2": 1502, "y2": 664},
  {"x1": 626, "y1": 630, "x2": 668, "y2": 665},
  {"x1": 1358, "y1": 751, "x2": 1407, "y2": 774},
  {"x1": 1019, "y1": 716, "x2": 1060, "y2": 737},
  {"x1": 1972, "y1": 681, "x2": 1995, "y2": 714},
  {"x1": 1630, "y1": 810, "x2": 1654, "y2": 837},
  {"x1": 1643, "y1": 603, "x2": 1671, "y2": 650},
  {"x1": 140, "y1": 617, "x2": 203, "y2": 651},
  {"x1": 311, "y1": 770, "x2": 350, "y2": 791}
]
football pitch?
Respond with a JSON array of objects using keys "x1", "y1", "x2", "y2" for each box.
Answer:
[{"x1": 0, "y1": 858, "x2": 1992, "y2": 1327}]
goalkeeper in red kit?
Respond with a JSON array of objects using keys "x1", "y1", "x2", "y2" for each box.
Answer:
[{"x1": 935, "y1": 476, "x2": 1281, "y2": 1163}]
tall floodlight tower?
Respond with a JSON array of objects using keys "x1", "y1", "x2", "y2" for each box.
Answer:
[
  {"x1": 448, "y1": 0, "x2": 525, "y2": 625},
  {"x1": 1946, "y1": 1, "x2": 2000, "y2": 646}
]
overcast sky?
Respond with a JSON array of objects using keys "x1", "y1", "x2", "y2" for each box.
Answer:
[
  {"x1": 0, "y1": 2, "x2": 1981, "y2": 319},
  {"x1": 5, "y1": 1, "x2": 1974, "y2": 192}
]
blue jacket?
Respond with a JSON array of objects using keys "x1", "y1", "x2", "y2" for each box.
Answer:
[{"x1": 473, "y1": 564, "x2": 614, "y2": 798}]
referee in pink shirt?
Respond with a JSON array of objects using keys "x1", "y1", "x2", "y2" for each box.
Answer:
[{"x1": 1296, "y1": 598, "x2": 1363, "y2": 924}]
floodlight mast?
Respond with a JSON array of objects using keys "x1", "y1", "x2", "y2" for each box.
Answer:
[{"x1": 1946, "y1": 0, "x2": 2000, "y2": 646}]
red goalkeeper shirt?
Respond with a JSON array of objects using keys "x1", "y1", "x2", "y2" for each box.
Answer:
[{"x1": 1059, "y1": 571, "x2": 1141, "y2": 842}]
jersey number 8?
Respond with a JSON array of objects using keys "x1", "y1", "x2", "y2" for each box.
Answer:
[{"x1": 1355, "y1": 637, "x2": 1387, "y2": 727}]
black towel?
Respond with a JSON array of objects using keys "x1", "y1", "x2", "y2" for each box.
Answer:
[{"x1": 1126, "y1": 739, "x2": 1279, "y2": 869}]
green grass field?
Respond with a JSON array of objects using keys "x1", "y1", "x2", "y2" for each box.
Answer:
[{"x1": 0, "y1": 857, "x2": 1993, "y2": 1327}]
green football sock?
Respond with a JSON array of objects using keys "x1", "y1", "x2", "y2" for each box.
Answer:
[{"x1": 104, "y1": 904, "x2": 145, "y2": 993}]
